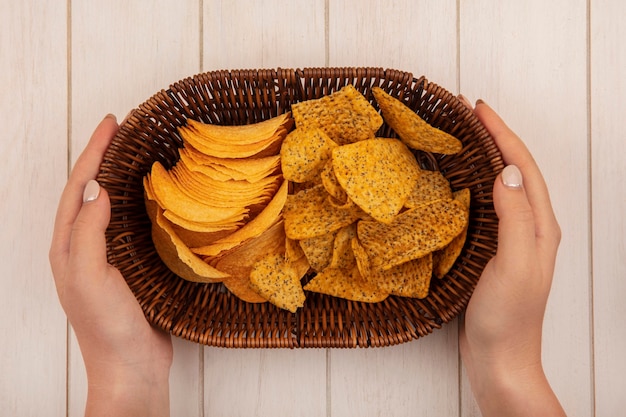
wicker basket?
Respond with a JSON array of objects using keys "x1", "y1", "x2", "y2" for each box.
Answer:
[{"x1": 97, "y1": 67, "x2": 503, "y2": 348}]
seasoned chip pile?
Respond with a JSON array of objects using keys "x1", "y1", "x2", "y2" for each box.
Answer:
[{"x1": 144, "y1": 85, "x2": 470, "y2": 313}]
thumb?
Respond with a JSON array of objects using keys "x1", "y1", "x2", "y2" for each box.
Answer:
[
  {"x1": 68, "y1": 180, "x2": 111, "y2": 271},
  {"x1": 492, "y1": 165, "x2": 537, "y2": 268}
]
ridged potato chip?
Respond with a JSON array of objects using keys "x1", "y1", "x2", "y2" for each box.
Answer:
[
  {"x1": 280, "y1": 127, "x2": 337, "y2": 183},
  {"x1": 332, "y1": 138, "x2": 420, "y2": 223},
  {"x1": 304, "y1": 267, "x2": 388, "y2": 303},
  {"x1": 292, "y1": 84, "x2": 382, "y2": 145},
  {"x1": 433, "y1": 188, "x2": 471, "y2": 278},
  {"x1": 372, "y1": 87, "x2": 462, "y2": 155},
  {"x1": 249, "y1": 252, "x2": 307, "y2": 313},
  {"x1": 357, "y1": 199, "x2": 469, "y2": 271},
  {"x1": 283, "y1": 184, "x2": 363, "y2": 240}
]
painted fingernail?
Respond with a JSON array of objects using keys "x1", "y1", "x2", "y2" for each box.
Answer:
[
  {"x1": 501, "y1": 165, "x2": 523, "y2": 189},
  {"x1": 83, "y1": 179, "x2": 101, "y2": 203},
  {"x1": 457, "y1": 94, "x2": 473, "y2": 109}
]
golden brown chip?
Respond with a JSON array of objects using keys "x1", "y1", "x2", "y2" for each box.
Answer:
[
  {"x1": 367, "y1": 254, "x2": 433, "y2": 299},
  {"x1": 280, "y1": 127, "x2": 337, "y2": 183},
  {"x1": 185, "y1": 113, "x2": 291, "y2": 145},
  {"x1": 145, "y1": 196, "x2": 230, "y2": 283},
  {"x1": 303, "y1": 267, "x2": 389, "y2": 303},
  {"x1": 332, "y1": 138, "x2": 420, "y2": 223},
  {"x1": 149, "y1": 161, "x2": 248, "y2": 226},
  {"x1": 191, "y1": 179, "x2": 289, "y2": 257},
  {"x1": 357, "y1": 198, "x2": 469, "y2": 270},
  {"x1": 283, "y1": 184, "x2": 363, "y2": 240},
  {"x1": 292, "y1": 85, "x2": 383, "y2": 145},
  {"x1": 319, "y1": 159, "x2": 348, "y2": 202},
  {"x1": 180, "y1": 146, "x2": 281, "y2": 183},
  {"x1": 298, "y1": 231, "x2": 337, "y2": 272},
  {"x1": 215, "y1": 221, "x2": 287, "y2": 303},
  {"x1": 285, "y1": 237, "x2": 306, "y2": 265},
  {"x1": 249, "y1": 253, "x2": 306, "y2": 313},
  {"x1": 351, "y1": 237, "x2": 372, "y2": 278},
  {"x1": 372, "y1": 87, "x2": 462, "y2": 155},
  {"x1": 329, "y1": 223, "x2": 357, "y2": 270},
  {"x1": 404, "y1": 169, "x2": 454, "y2": 209},
  {"x1": 433, "y1": 188, "x2": 471, "y2": 278},
  {"x1": 179, "y1": 125, "x2": 287, "y2": 159}
]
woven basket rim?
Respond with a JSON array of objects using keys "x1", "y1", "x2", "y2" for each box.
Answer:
[{"x1": 98, "y1": 67, "x2": 503, "y2": 348}]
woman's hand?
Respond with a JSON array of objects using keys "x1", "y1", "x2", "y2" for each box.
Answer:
[
  {"x1": 49, "y1": 114, "x2": 172, "y2": 417},
  {"x1": 458, "y1": 98, "x2": 566, "y2": 416}
]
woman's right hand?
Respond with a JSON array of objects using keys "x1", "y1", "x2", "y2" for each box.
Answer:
[{"x1": 458, "y1": 98, "x2": 566, "y2": 416}]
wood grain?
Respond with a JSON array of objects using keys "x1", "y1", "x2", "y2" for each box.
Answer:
[
  {"x1": 459, "y1": 1, "x2": 592, "y2": 415},
  {"x1": 0, "y1": 1, "x2": 69, "y2": 415},
  {"x1": 591, "y1": 0, "x2": 626, "y2": 415}
]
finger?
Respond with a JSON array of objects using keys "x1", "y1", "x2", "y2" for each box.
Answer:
[
  {"x1": 68, "y1": 180, "x2": 111, "y2": 276},
  {"x1": 49, "y1": 115, "x2": 118, "y2": 277},
  {"x1": 492, "y1": 165, "x2": 537, "y2": 271},
  {"x1": 474, "y1": 102, "x2": 560, "y2": 257}
]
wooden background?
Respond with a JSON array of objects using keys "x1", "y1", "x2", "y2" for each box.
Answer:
[{"x1": 2, "y1": 1, "x2": 624, "y2": 416}]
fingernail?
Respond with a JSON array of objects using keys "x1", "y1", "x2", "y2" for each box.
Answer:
[
  {"x1": 501, "y1": 165, "x2": 523, "y2": 189},
  {"x1": 475, "y1": 99, "x2": 485, "y2": 106},
  {"x1": 457, "y1": 94, "x2": 473, "y2": 109},
  {"x1": 105, "y1": 113, "x2": 117, "y2": 122},
  {"x1": 83, "y1": 179, "x2": 101, "y2": 203}
]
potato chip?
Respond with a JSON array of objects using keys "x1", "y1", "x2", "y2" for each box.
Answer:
[
  {"x1": 291, "y1": 85, "x2": 383, "y2": 145},
  {"x1": 433, "y1": 188, "x2": 471, "y2": 278},
  {"x1": 366, "y1": 254, "x2": 433, "y2": 299},
  {"x1": 298, "y1": 231, "x2": 337, "y2": 272},
  {"x1": 215, "y1": 221, "x2": 287, "y2": 303},
  {"x1": 191, "y1": 179, "x2": 288, "y2": 257},
  {"x1": 145, "y1": 196, "x2": 230, "y2": 283},
  {"x1": 372, "y1": 87, "x2": 462, "y2": 155},
  {"x1": 357, "y1": 198, "x2": 469, "y2": 270},
  {"x1": 303, "y1": 267, "x2": 389, "y2": 303},
  {"x1": 331, "y1": 138, "x2": 420, "y2": 223},
  {"x1": 351, "y1": 237, "x2": 372, "y2": 278},
  {"x1": 249, "y1": 252, "x2": 307, "y2": 313},
  {"x1": 404, "y1": 169, "x2": 453, "y2": 209},
  {"x1": 149, "y1": 161, "x2": 248, "y2": 226},
  {"x1": 280, "y1": 127, "x2": 337, "y2": 183},
  {"x1": 285, "y1": 237, "x2": 306, "y2": 265},
  {"x1": 283, "y1": 184, "x2": 363, "y2": 240},
  {"x1": 185, "y1": 113, "x2": 292, "y2": 145},
  {"x1": 319, "y1": 159, "x2": 347, "y2": 202},
  {"x1": 180, "y1": 146, "x2": 281, "y2": 183},
  {"x1": 329, "y1": 223, "x2": 357, "y2": 270},
  {"x1": 179, "y1": 125, "x2": 287, "y2": 159}
]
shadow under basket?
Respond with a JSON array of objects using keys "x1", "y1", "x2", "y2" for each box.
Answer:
[{"x1": 97, "y1": 67, "x2": 504, "y2": 348}]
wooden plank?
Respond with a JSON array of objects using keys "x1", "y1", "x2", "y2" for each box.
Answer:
[
  {"x1": 327, "y1": 1, "x2": 460, "y2": 416},
  {"x1": 68, "y1": 1, "x2": 202, "y2": 415},
  {"x1": 200, "y1": 2, "x2": 328, "y2": 416},
  {"x1": 328, "y1": 0, "x2": 458, "y2": 88},
  {"x1": 0, "y1": 1, "x2": 69, "y2": 415},
  {"x1": 330, "y1": 329, "x2": 460, "y2": 417},
  {"x1": 591, "y1": 1, "x2": 626, "y2": 415},
  {"x1": 459, "y1": 2, "x2": 591, "y2": 416},
  {"x1": 204, "y1": 348, "x2": 327, "y2": 417},
  {"x1": 203, "y1": 0, "x2": 326, "y2": 70}
]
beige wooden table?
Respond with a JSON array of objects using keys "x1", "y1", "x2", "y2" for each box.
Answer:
[{"x1": 2, "y1": 1, "x2": 624, "y2": 416}]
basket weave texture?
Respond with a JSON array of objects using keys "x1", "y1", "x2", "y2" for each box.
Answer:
[{"x1": 97, "y1": 67, "x2": 503, "y2": 348}]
